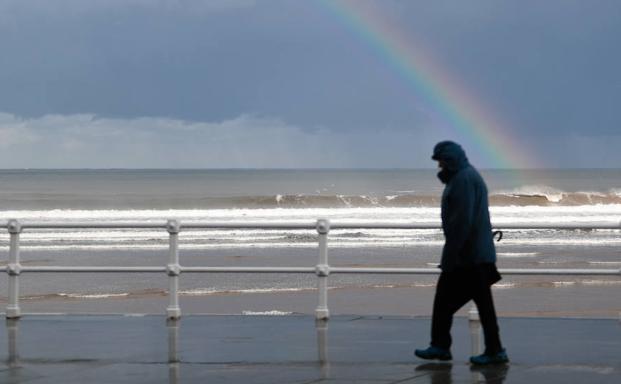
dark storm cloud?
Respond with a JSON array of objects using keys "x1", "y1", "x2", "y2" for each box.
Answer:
[
  {"x1": 0, "y1": 0, "x2": 422, "y2": 131},
  {"x1": 0, "y1": 0, "x2": 620, "y2": 167}
]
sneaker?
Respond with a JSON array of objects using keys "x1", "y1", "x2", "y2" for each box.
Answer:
[
  {"x1": 469, "y1": 349, "x2": 509, "y2": 365},
  {"x1": 414, "y1": 346, "x2": 452, "y2": 361}
]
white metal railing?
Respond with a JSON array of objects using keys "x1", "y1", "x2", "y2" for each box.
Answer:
[{"x1": 3, "y1": 219, "x2": 621, "y2": 321}]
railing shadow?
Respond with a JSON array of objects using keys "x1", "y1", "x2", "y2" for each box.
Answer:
[
  {"x1": 316, "y1": 318, "x2": 330, "y2": 380},
  {"x1": 167, "y1": 318, "x2": 180, "y2": 384},
  {"x1": 6, "y1": 319, "x2": 19, "y2": 368}
]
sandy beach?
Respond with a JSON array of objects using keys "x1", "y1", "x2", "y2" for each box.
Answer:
[{"x1": 6, "y1": 275, "x2": 619, "y2": 319}]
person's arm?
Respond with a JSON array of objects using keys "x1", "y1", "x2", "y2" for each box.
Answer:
[{"x1": 442, "y1": 174, "x2": 475, "y2": 264}]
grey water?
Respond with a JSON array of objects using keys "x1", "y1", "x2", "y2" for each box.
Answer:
[
  {"x1": 0, "y1": 168, "x2": 620, "y2": 209},
  {"x1": 0, "y1": 168, "x2": 620, "y2": 316}
]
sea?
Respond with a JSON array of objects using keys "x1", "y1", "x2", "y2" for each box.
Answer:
[{"x1": 1, "y1": 169, "x2": 620, "y2": 317}]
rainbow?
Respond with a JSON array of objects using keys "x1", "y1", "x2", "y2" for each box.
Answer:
[{"x1": 319, "y1": 0, "x2": 537, "y2": 169}]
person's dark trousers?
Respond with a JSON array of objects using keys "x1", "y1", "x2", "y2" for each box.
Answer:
[{"x1": 430, "y1": 265, "x2": 503, "y2": 354}]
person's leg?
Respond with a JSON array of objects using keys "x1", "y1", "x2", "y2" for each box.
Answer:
[
  {"x1": 430, "y1": 272, "x2": 472, "y2": 349},
  {"x1": 472, "y1": 285, "x2": 503, "y2": 354}
]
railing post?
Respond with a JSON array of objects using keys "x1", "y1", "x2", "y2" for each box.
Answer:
[
  {"x1": 166, "y1": 220, "x2": 181, "y2": 320},
  {"x1": 468, "y1": 302, "x2": 482, "y2": 355},
  {"x1": 315, "y1": 219, "x2": 330, "y2": 320},
  {"x1": 6, "y1": 220, "x2": 23, "y2": 319}
]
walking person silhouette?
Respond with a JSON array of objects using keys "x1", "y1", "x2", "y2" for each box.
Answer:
[{"x1": 415, "y1": 141, "x2": 509, "y2": 365}]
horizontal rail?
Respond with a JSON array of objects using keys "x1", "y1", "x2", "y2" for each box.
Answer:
[
  {"x1": 330, "y1": 223, "x2": 621, "y2": 230},
  {"x1": 330, "y1": 267, "x2": 440, "y2": 274},
  {"x1": 18, "y1": 266, "x2": 167, "y2": 273},
  {"x1": 331, "y1": 267, "x2": 621, "y2": 275},
  {"x1": 13, "y1": 266, "x2": 316, "y2": 274},
  {"x1": 490, "y1": 223, "x2": 621, "y2": 230},
  {"x1": 5, "y1": 221, "x2": 621, "y2": 230},
  {"x1": 183, "y1": 223, "x2": 326, "y2": 230},
  {"x1": 498, "y1": 268, "x2": 620, "y2": 275},
  {"x1": 181, "y1": 267, "x2": 315, "y2": 273},
  {"x1": 17, "y1": 222, "x2": 168, "y2": 229},
  {"x1": 11, "y1": 266, "x2": 620, "y2": 275}
]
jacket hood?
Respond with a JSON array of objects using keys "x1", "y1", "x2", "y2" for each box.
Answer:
[{"x1": 431, "y1": 141, "x2": 469, "y2": 172}]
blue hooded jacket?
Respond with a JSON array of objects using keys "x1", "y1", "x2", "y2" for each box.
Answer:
[{"x1": 432, "y1": 141, "x2": 496, "y2": 271}]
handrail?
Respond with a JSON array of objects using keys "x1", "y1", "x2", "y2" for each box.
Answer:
[
  {"x1": 6, "y1": 221, "x2": 621, "y2": 230},
  {"x1": 3, "y1": 219, "x2": 620, "y2": 321},
  {"x1": 12, "y1": 266, "x2": 619, "y2": 275}
]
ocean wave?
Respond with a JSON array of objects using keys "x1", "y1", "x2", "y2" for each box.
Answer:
[
  {"x1": 581, "y1": 280, "x2": 621, "y2": 286},
  {"x1": 0, "y1": 203, "x2": 619, "y2": 252},
  {"x1": 58, "y1": 292, "x2": 129, "y2": 299},
  {"x1": 1, "y1": 190, "x2": 618, "y2": 211},
  {"x1": 21, "y1": 288, "x2": 167, "y2": 301},
  {"x1": 24, "y1": 283, "x2": 440, "y2": 302},
  {"x1": 283, "y1": 233, "x2": 317, "y2": 242},
  {"x1": 334, "y1": 231, "x2": 369, "y2": 238},
  {"x1": 492, "y1": 279, "x2": 621, "y2": 289},
  {"x1": 242, "y1": 310, "x2": 294, "y2": 316},
  {"x1": 1, "y1": 227, "x2": 619, "y2": 251},
  {"x1": 492, "y1": 283, "x2": 517, "y2": 289},
  {"x1": 497, "y1": 238, "x2": 621, "y2": 246},
  {"x1": 497, "y1": 252, "x2": 540, "y2": 258},
  {"x1": 271, "y1": 189, "x2": 621, "y2": 207},
  {"x1": 229, "y1": 191, "x2": 621, "y2": 207},
  {"x1": 22, "y1": 292, "x2": 134, "y2": 300},
  {"x1": 491, "y1": 185, "x2": 621, "y2": 206},
  {"x1": 552, "y1": 281, "x2": 576, "y2": 287},
  {"x1": 2, "y1": 204, "x2": 621, "y2": 227},
  {"x1": 179, "y1": 287, "x2": 315, "y2": 296},
  {"x1": 588, "y1": 261, "x2": 621, "y2": 265}
]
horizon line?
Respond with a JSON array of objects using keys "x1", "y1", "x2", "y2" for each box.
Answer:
[{"x1": 0, "y1": 167, "x2": 619, "y2": 171}]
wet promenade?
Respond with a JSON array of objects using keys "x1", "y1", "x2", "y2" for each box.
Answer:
[{"x1": 0, "y1": 315, "x2": 619, "y2": 383}]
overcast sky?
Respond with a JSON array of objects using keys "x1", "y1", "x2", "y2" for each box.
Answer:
[{"x1": 0, "y1": 0, "x2": 619, "y2": 168}]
